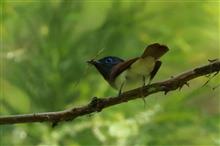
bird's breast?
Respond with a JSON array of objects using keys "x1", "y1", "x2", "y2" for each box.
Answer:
[
  {"x1": 114, "y1": 57, "x2": 155, "y2": 92},
  {"x1": 128, "y1": 57, "x2": 155, "y2": 75}
]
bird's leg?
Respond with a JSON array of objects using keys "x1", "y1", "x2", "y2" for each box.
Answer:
[
  {"x1": 118, "y1": 82, "x2": 125, "y2": 97},
  {"x1": 142, "y1": 76, "x2": 146, "y2": 87},
  {"x1": 147, "y1": 78, "x2": 152, "y2": 85},
  {"x1": 141, "y1": 76, "x2": 146, "y2": 106}
]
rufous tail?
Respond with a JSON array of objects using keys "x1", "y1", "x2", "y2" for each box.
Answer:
[{"x1": 141, "y1": 43, "x2": 169, "y2": 59}]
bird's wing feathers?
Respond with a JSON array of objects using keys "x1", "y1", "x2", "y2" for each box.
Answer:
[{"x1": 109, "y1": 57, "x2": 139, "y2": 82}]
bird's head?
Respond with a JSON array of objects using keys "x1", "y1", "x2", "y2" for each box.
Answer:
[{"x1": 87, "y1": 56, "x2": 124, "y2": 80}]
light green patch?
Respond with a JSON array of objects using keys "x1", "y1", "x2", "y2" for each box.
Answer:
[{"x1": 0, "y1": 78, "x2": 30, "y2": 113}]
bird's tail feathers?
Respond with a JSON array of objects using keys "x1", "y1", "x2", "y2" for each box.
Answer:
[{"x1": 141, "y1": 43, "x2": 169, "y2": 59}]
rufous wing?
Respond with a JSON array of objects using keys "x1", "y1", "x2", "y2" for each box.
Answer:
[{"x1": 109, "y1": 57, "x2": 139, "y2": 82}]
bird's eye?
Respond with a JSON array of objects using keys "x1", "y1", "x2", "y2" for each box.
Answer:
[{"x1": 105, "y1": 58, "x2": 113, "y2": 63}]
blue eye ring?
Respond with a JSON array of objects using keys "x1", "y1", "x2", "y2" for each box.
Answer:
[{"x1": 105, "y1": 57, "x2": 113, "y2": 63}]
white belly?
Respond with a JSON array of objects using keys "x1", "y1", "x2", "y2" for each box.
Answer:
[{"x1": 115, "y1": 57, "x2": 155, "y2": 92}]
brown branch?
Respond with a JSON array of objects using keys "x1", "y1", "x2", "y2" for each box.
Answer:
[{"x1": 0, "y1": 60, "x2": 219, "y2": 125}]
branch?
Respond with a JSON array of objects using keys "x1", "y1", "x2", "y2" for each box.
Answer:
[{"x1": 0, "y1": 60, "x2": 219, "y2": 125}]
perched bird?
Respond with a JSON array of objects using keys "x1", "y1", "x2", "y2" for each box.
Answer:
[{"x1": 87, "y1": 43, "x2": 169, "y2": 93}]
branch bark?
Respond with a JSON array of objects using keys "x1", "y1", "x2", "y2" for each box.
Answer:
[{"x1": 0, "y1": 60, "x2": 219, "y2": 125}]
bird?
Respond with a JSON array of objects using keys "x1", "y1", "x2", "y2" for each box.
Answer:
[{"x1": 87, "y1": 43, "x2": 169, "y2": 94}]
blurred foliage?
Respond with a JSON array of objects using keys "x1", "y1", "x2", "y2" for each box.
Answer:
[{"x1": 0, "y1": 0, "x2": 220, "y2": 146}]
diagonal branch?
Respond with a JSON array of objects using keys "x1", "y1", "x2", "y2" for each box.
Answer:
[{"x1": 0, "y1": 60, "x2": 219, "y2": 125}]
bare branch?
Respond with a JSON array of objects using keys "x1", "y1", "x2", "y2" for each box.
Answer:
[{"x1": 0, "y1": 60, "x2": 219, "y2": 125}]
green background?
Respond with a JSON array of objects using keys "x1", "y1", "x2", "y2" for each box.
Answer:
[{"x1": 0, "y1": 0, "x2": 220, "y2": 146}]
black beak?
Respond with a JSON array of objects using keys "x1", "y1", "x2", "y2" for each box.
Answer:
[{"x1": 87, "y1": 59, "x2": 99, "y2": 65}]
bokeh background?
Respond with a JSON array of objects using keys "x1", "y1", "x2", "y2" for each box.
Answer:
[{"x1": 0, "y1": 0, "x2": 220, "y2": 146}]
